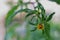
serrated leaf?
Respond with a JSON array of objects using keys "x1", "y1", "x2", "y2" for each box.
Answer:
[{"x1": 46, "y1": 12, "x2": 55, "y2": 22}]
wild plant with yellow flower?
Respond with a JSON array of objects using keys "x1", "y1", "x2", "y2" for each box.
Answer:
[{"x1": 5, "y1": 0, "x2": 55, "y2": 40}]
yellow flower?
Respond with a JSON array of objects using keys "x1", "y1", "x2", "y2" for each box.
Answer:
[{"x1": 37, "y1": 24, "x2": 44, "y2": 30}]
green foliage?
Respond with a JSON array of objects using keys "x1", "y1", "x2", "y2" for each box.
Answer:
[
  {"x1": 44, "y1": 23, "x2": 51, "y2": 40},
  {"x1": 5, "y1": 5, "x2": 19, "y2": 27},
  {"x1": 25, "y1": 10, "x2": 35, "y2": 18},
  {"x1": 5, "y1": 0, "x2": 55, "y2": 40},
  {"x1": 50, "y1": 0, "x2": 60, "y2": 4},
  {"x1": 28, "y1": 16, "x2": 38, "y2": 25},
  {"x1": 46, "y1": 12, "x2": 55, "y2": 22}
]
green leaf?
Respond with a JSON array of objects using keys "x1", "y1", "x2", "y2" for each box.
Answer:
[
  {"x1": 28, "y1": 16, "x2": 38, "y2": 25},
  {"x1": 25, "y1": 10, "x2": 38, "y2": 20},
  {"x1": 43, "y1": 22, "x2": 53, "y2": 40},
  {"x1": 5, "y1": 6, "x2": 32, "y2": 27},
  {"x1": 5, "y1": 5, "x2": 19, "y2": 27},
  {"x1": 18, "y1": 0, "x2": 23, "y2": 4},
  {"x1": 46, "y1": 12, "x2": 55, "y2": 22},
  {"x1": 16, "y1": 9, "x2": 32, "y2": 13},
  {"x1": 43, "y1": 23, "x2": 51, "y2": 40},
  {"x1": 25, "y1": 10, "x2": 37, "y2": 18},
  {"x1": 41, "y1": 13, "x2": 46, "y2": 21},
  {"x1": 38, "y1": 2, "x2": 45, "y2": 11},
  {"x1": 25, "y1": 13, "x2": 34, "y2": 18},
  {"x1": 35, "y1": 2, "x2": 45, "y2": 13},
  {"x1": 50, "y1": 0, "x2": 60, "y2": 4}
]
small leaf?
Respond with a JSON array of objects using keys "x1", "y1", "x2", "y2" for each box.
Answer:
[
  {"x1": 23, "y1": 9, "x2": 33, "y2": 12},
  {"x1": 38, "y1": 2, "x2": 45, "y2": 12},
  {"x1": 41, "y1": 13, "x2": 46, "y2": 21},
  {"x1": 25, "y1": 13, "x2": 34, "y2": 18},
  {"x1": 25, "y1": 10, "x2": 37, "y2": 19},
  {"x1": 46, "y1": 12, "x2": 55, "y2": 22}
]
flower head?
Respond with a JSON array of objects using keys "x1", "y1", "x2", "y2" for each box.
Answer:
[{"x1": 37, "y1": 24, "x2": 44, "y2": 30}]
